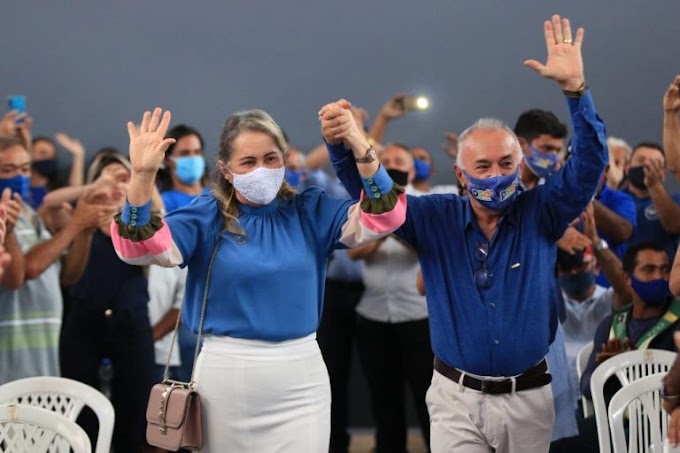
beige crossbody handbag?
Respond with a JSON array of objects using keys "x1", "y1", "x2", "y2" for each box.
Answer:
[{"x1": 146, "y1": 240, "x2": 221, "y2": 451}]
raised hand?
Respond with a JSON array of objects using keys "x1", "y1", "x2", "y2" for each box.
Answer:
[
  {"x1": 351, "y1": 106, "x2": 369, "y2": 132},
  {"x1": 127, "y1": 108, "x2": 176, "y2": 175},
  {"x1": 15, "y1": 116, "x2": 33, "y2": 152},
  {"x1": 0, "y1": 208, "x2": 11, "y2": 277},
  {"x1": 72, "y1": 189, "x2": 120, "y2": 233},
  {"x1": 378, "y1": 95, "x2": 407, "y2": 120},
  {"x1": 524, "y1": 15, "x2": 586, "y2": 91},
  {"x1": 0, "y1": 205, "x2": 7, "y2": 245},
  {"x1": 55, "y1": 132, "x2": 85, "y2": 157},
  {"x1": 0, "y1": 188, "x2": 23, "y2": 235},
  {"x1": 319, "y1": 99, "x2": 359, "y2": 145},
  {"x1": 607, "y1": 153, "x2": 626, "y2": 189},
  {"x1": 664, "y1": 75, "x2": 680, "y2": 114},
  {"x1": 644, "y1": 158, "x2": 666, "y2": 189},
  {"x1": 442, "y1": 132, "x2": 459, "y2": 160},
  {"x1": 0, "y1": 111, "x2": 25, "y2": 136},
  {"x1": 580, "y1": 202, "x2": 598, "y2": 242},
  {"x1": 556, "y1": 226, "x2": 591, "y2": 255}
]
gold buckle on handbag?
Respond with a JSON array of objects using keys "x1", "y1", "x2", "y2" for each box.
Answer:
[{"x1": 158, "y1": 384, "x2": 178, "y2": 434}]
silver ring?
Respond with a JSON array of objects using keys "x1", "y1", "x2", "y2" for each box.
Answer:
[{"x1": 563, "y1": 38, "x2": 573, "y2": 44}]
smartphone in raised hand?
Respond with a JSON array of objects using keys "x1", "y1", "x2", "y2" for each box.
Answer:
[
  {"x1": 395, "y1": 95, "x2": 430, "y2": 112},
  {"x1": 7, "y1": 95, "x2": 26, "y2": 124}
]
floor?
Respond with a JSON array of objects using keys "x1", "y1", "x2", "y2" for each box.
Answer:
[{"x1": 348, "y1": 429, "x2": 427, "y2": 453}]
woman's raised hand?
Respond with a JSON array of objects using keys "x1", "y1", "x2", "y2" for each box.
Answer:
[{"x1": 127, "y1": 108, "x2": 176, "y2": 174}]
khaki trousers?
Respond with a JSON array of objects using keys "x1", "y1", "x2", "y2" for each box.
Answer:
[{"x1": 427, "y1": 369, "x2": 555, "y2": 453}]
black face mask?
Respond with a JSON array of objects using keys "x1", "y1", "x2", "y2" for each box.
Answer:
[
  {"x1": 627, "y1": 166, "x2": 647, "y2": 190},
  {"x1": 32, "y1": 159, "x2": 57, "y2": 179},
  {"x1": 387, "y1": 169, "x2": 409, "y2": 187}
]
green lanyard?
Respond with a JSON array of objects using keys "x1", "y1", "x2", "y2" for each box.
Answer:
[{"x1": 609, "y1": 299, "x2": 680, "y2": 350}]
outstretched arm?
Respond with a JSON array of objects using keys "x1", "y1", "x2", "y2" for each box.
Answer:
[
  {"x1": 671, "y1": 245, "x2": 680, "y2": 297},
  {"x1": 582, "y1": 203, "x2": 632, "y2": 310},
  {"x1": 111, "y1": 108, "x2": 185, "y2": 268},
  {"x1": 663, "y1": 75, "x2": 680, "y2": 180},
  {"x1": 368, "y1": 94, "x2": 407, "y2": 144},
  {"x1": 55, "y1": 133, "x2": 86, "y2": 187},
  {"x1": 525, "y1": 15, "x2": 608, "y2": 240}
]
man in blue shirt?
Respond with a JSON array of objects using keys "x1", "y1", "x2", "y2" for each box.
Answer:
[
  {"x1": 622, "y1": 142, "x2": 680, "y2": 262},
  {"x1": 513, "y1": 108, "x2": 635, "y2": 271},
  {"x1": 329, "y1": 15, "x2": 608, "y2": 452}
]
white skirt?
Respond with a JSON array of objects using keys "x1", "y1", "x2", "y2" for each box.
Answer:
[{"x1": 194, "y1": 333, "x2": 331, "y2": 452}]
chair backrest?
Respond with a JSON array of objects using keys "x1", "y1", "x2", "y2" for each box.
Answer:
[
  {"x1": 609, "y1": 372, "x2": 668, "y2": 453},
  {"x1": 577, "y1": 340, "x2": 595, "y2": 418},
  {"x1": 0, "y1": 377, "x2": 114, "y2": 453},
  {"x1": 591, "y1": 349, "x2": 677, "y2": 453},
  {"x1": 0, "y1": 403, "x2": 92, "y2": 453}
]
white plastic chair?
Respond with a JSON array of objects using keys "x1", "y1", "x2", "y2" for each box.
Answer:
[
  {"x1": 609, "y1": 372, "x2": 668, "y2": 453},
  {"x1": 591, "y1": 349, "x2": 677, "y2": 453},
  {"x1": 0, "y1": 377, "x2": 113, "y2": 453},
  {"x1": 0, "y1": 403, "x2": 91, "y2": 452},
  {"x1": 577, "y1": 340, "x2": 595, "y2": 418}
]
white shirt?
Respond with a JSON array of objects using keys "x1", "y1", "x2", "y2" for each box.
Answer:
[
  {"x1": 356, "y1": 235, "x2": 428, "y2": 323},
  {"x1": 562, "y1": 285, "x2": 614, "y2": 388},
  {"x1": 147, "y1": 265, "x2": 187, "y2": 366}
]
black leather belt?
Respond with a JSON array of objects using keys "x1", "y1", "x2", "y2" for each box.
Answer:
[{"x1": 434, "y1": 358, "x2": 552, "y2": 395}]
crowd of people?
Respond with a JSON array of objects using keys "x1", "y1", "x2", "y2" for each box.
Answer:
[{"x1": 0, "y1": 13, "x2": 679, "y2": 453}]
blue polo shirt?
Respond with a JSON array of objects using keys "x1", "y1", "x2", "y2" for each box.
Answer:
[
  {"x1": 329, "y1": 91, "x2": 608, "y2": 376},
  {"x1": 594, "y1": 185, "x2": 637, "y2": 287},
  {"x1": 622, "y1": 190, "x2": 680, "y2": 262},
  {"x1": 161, "y1": 188, "x2": 212, "y2": 213}
]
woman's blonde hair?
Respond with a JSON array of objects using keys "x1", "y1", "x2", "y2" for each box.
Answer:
[{"x1": 213, "y1": 109, "x2": 296, "y2": 239}]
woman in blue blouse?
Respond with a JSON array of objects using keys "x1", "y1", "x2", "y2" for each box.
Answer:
[{"x1": 111, "y1": 102, "x2": 406, "y2": 451}]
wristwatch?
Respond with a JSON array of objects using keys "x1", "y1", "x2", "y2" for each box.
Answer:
[
  {"x1": 594, "y1": 238, "x2": 609, "y2": 252},
  {"x1": 355, "y1": 146, "x2": 377, "y2": 164},
  {"x1": 562, "y1": 81, "x2": 588, "y2": 98}
]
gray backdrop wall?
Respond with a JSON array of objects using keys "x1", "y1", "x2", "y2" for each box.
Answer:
[
  {"x1": 3, "y1": 0, "x2": 679, "y2": 428},
  {"x1": 3, "y1": 0, "x2": 680, "y2": 188}
]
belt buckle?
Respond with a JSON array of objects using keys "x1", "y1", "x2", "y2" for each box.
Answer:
[
  {"x1": 480, "y1": 379, "x2": 492, "y2": 394},
  {"x1": 479, "y1": 378, "x2": 502, "y2": 394}
]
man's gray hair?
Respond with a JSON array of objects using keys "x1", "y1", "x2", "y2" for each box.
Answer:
[
  {"x1": 606, "y1": 136, "x2": 632, "y2": 157},
  {"x1": 456, "y1": 118, "x2": 522, "y2": 169}
]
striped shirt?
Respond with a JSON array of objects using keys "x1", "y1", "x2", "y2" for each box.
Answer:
[{"x1": 0, "y1": 208, "x2": 62, "y2": 384}]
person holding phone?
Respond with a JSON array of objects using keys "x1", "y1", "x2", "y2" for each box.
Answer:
[
  {"x1": 0, "y1": 135, "x2": 115, "y2": 386},
  {"x1": 1, "y1": 97, "x2": 33, "y2": 154}
]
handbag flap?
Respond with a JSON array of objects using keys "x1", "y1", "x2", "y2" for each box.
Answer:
[{"x1": 146, "y1": 384, "x2": 194, "y2": 429}]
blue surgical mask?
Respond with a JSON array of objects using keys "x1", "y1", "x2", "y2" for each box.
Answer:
[
  {"x1": 285, "y1": 169, "x2": 303, "y2": 188},
  {"x1": 464, "y1": 169, "x2": 520, "y2": 211},
  {"x1": 414, "y1": 159, "x2": 431, "y2": 181},
  {"x1": 630, "y1": 276, "x2": 671, "y2": 307},
  {"x1": 28, "y1": 186, "x2": 48, "y2": 209},
  {"x1": 559, "y1": 270, "x2": 596, "y2": 297},
  {"x1": 525, "y1": 146, "x2": 558, "y2": 179},
  {"x1": 172, "y1": 156, "x2": 205, "y2": 185},
  {"x1": 0, "y1": 174, "x2": 30, "y2": 201}
]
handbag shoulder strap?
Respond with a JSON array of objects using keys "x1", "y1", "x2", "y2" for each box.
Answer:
[{"x1": 163, "y1": 237, "x2": 222, "y2": 387}]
